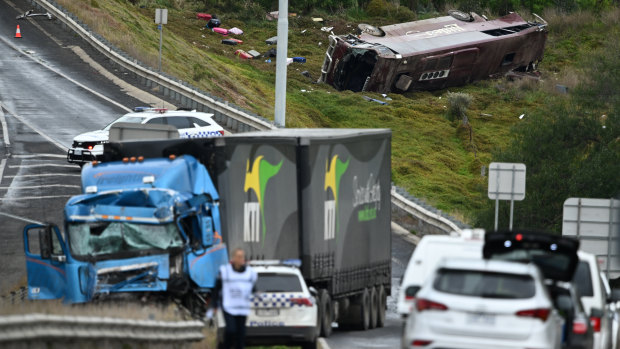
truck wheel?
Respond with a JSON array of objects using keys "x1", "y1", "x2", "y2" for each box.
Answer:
[
  {"x1": 357, "y1": 288, "x2": 371, "y2": 331},
  {"x1": 369, "y1": 287, "x2": 378, "y2": 329},
  {"x1": 377, "y1": 285, "x2": 387, "y2": 328},
  {"x1": 319, "y1": 289, "x2": 333, "y2": 337}
]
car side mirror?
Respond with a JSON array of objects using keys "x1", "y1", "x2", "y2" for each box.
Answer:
[
  {"x1": 308, "y1": 287, "x2": 318, "y2": 297},
  {"x1": 608, "y1": 289, "x2": 620, "y2": 303},
  {"x1": 39, "y1": 227, "x2": 52, "y2": 260}
]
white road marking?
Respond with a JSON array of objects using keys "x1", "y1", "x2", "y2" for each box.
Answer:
[
  {"x1": 0, "y1": 104, "x2": 9, "y2": 147},
  {"x1": 0, "y1": 211, "x2": 44, "y2": 225},
  {"x1": 4, "y1": 173, "x2": 80, "y2": 178},
  {"x1": 9, "y1": 164, "x2": 76, "y2": 169},
  {"x1": 12, "y1": 154, "x2": 66, "y2": 159},
  {"x1": 391, "y1": 256, "x2": 405, "y2": 268},
  {"x1": 0, "y1": 158, "x2": 6, "y2": 184},
  {"x1": 0, "y1": 35, "x2": 131, "y2": 113},
  {"x1": 0, "y1": 195, "x2": 74, "y2": 201},
  {"x1": 0, "y1": 101, "x2": 67, "y2": 151},
  {"x1": 0, "y1": 184, "x2": 80, "y2": 190}
]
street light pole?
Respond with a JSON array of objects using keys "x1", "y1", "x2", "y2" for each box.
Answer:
[{"x1": 274, "y1": 0, "x2": 288, "y2": 128}]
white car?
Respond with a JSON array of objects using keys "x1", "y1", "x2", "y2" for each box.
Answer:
[
  {"x1": 216, "y1": 261, "x2": 318, "y2": 349},
  {"x1": 573, "y1": 251, "x2": 620, "y2": 349},
  {"x1": 67, "y1": 108, "x2": 224, "y2": 165},
  {"x1": 397, "y1": 229, "x2": 484, "y2": 317},
  {"x1": 402, "y1": 258, "x2": 565, "y2": 349}
]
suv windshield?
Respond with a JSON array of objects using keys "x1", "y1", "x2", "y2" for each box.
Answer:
[
  {"x1": 434, "y1": 268, "x2": 536, "y2": 299},
  {"x1": 103, "y1": 116, "x2": 146, "y2": 130},
  {"x1": 68, "y1": 222, "x2": 183, "y2": 258},
  {"x1": 255, "y1": 273, "x2": 303, "y2": 293}
]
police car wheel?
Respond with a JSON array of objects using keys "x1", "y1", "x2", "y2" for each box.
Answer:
[
  {"x1": 319, "y1": 289, "x2": 333, "y2": 337},
  {"x1": 369, "y1": 287, "x2": 379, "y2": 329},
  {"x1": 377, "y1": 285, "x2": 387, "y2": 328}
]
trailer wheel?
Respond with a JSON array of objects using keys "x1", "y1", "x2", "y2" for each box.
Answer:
[
  {"x1": 319, "y1": 289, "x2": 333, "y2": 337},
  {"x1": 377, "y1": 285, "x2": 387, "y2": 328},
  {"x1": 369, "y1": 287, "x2": 378, "y2": 329},
  {"x1": 357, "y1": 288, "x2": 371, "y2": 330}
]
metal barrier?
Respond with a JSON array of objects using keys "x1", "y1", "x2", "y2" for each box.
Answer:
[
  {"x1": 0, "y1": 313, "x2": 204, "y2": 343},
  {"x1": 30, "y1": 0, "x2": 469, "y2": 235}
]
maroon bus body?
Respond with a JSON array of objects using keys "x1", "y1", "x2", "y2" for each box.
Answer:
[{"x1": 319, "y1": 12, "x2": 548, "y2": 93}]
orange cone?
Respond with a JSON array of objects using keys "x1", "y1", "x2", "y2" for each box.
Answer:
[{"x1": 15, "y1": 25, "x2": 22, "y2": 38}]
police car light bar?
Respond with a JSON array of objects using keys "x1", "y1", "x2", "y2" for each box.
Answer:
[
  {"x1": 249, "y1": 259, "x2": 302, "y2": 268},
  {"x1": 133, "y1": 107, "x2": 151, "y2": 112}
]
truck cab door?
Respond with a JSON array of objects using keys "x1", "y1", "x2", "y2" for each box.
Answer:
[{"x1": 23, "y1": 224, "x2": 68, "y2": 299}]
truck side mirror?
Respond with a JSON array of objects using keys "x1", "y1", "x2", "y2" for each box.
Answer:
[{"x1": 39, "y1": 226, "x2": 52, "y2": 260}]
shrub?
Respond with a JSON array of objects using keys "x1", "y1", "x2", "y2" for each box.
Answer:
[
  {"x1": 366, "y1": 0, "x2": 390, "y2": 16},
  {"x1": 446, "y1": 92, "x2": 472, "y2": 123}
]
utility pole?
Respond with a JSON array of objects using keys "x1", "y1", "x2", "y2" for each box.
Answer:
[
  {"x1": 155, "y1": 9, "x2": 168, "y2": 72},
  {"x1": 274, "y1": 0, "x2": 288, "y2": 128}
]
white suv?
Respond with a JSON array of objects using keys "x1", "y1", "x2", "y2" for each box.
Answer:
[
  {"x1": 216, "y1": 261, "x2": 318, "y2": 349},
  {"x1": 67, "y1": 108, "x2": 224, "y2": 165},
  {"x1": 402, "y1": 258, "x2": 564, "y2": 349}
]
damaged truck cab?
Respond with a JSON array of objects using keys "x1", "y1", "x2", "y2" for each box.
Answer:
[
  {"x1": 320, "y1": 12, "x2": 548, "y2": 93},
  {"x1": 23, "y1": 155, "x2": 228, "y2": 307}
]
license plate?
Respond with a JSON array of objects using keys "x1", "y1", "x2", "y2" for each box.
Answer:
[
  {"x1": 74, "y1": 149, "x2": 82, "y2": 155},
  {"x1": 466, "y1": 312, "x2": 496, "y2": 326},
  {"x1": 256, "y1": 309, "x2": 279, "y2": 317}
]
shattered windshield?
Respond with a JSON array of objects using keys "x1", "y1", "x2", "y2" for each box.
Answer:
[{"x1": 68, "y1": 222, "x2": 183, "y2": 258}]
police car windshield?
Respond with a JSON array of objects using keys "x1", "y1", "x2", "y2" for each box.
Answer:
[
  {"x1": 103, "y1": 116, "x2": 146, "y2": 131},
  {"x1": 255, "y1": 273, "x2": 303, "y2": 293}
]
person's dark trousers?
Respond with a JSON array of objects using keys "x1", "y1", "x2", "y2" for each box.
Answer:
[{"x1": 223, "y1": 311, "x2": 247, "y2": 349}]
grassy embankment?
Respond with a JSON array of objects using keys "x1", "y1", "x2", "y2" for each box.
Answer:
[{"x1": 53, "y1": 0, "x2": 618, "y2": 223}]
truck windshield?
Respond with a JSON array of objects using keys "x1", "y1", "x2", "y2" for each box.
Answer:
[{"x1": 68, "y1": 222, "x2": 183, "y2": 258}]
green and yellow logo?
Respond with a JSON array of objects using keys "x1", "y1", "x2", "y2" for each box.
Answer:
[
  {"x1": 244, "y1": 156, "x2": 283, "y2": 243},
  {"x1": 324, "y1": 155, "x2": 349, "y2": 239}
]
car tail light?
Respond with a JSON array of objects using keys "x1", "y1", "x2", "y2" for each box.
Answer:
[
  {"x1": 416, "y1": 298, "x2": 448, "y2": 312},
  {"x1": 290, "y1": 297, "x2": 313, "y2": 307},
  {"x1": 411, "y1": 339, "x2": 432, "y2": 346},
  {"x1": 590, "y1": 316, "x2": 601, "y2": 332},
  {"x1": 515, "y1": 308, "x2": 550, "y2": 321},
  {"x1": 573, "y1": 319, "x2": 588, "y2": 334}
]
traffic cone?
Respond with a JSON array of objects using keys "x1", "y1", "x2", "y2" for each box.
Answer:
[{"x1": 15, "y1": 25, "x2": 22, "y2": 39}]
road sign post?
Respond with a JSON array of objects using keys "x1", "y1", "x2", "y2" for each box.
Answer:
[
  {"x1": 155, "y1": 9, "x2": 168, "y2": 72},
  {"x1": 488, "y1": 162, "x2": 526, "y2": 231},
  {"x1": 274, "y1": 0, "x2": 289, "y2": 128}
]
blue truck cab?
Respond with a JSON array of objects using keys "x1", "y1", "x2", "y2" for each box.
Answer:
[{"x1": 23, "y1": 155, "x2": 228, "y2": 309}]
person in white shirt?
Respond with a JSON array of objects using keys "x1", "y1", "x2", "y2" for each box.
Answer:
[{"x1": 212, "y1": 248, "x2": 257, "y2": 349}]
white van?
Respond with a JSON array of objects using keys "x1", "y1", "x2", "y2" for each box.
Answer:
[{"x1": 396, "y1": 229, "x2": 484, "y2": 317}]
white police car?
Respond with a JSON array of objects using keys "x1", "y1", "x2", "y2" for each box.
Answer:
[
  {"x1": 217, "y1": 260, "x2": 318, "y2": 349},
  {"x1": 67, "y1": 108, "x2": 224, "y2": 165}
]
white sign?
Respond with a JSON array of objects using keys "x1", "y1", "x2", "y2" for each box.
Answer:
[
  {"x1": 155, "y1": 9, "x2": 168, "y2": 25},
  {"x1": 488, "y1": 162, "x2": 526, "y2": 201},
  {"x1": 563, "y1": 198, "x2": 620, "y2": 238}
]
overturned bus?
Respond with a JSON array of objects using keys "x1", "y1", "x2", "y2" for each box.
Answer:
[{"x1": 319, "y1": 11, "x2": 547, "y2": 93}]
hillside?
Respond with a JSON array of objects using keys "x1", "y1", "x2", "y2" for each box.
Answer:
[{"x1": 52, "y1": 0, "x2": 619, "y2": 223}]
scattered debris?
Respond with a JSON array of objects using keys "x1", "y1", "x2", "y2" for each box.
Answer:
[
  {"x1": 480, "y1": 113, "x2": 493, "y2": 117},
  {"x1": 16, "y1": 10, "x2": 52, "y2": 20},
  {"x1": 519, "y1": 114, "x2": 525, "y2": 119},
  {"x1": 206, "y1": 18, "x2": 221, "y2": 29},
  {"x1": 266, "y1": 11, "x2": 297, "y2": 21},
  {"x1": 555, "y1": 84, "x2": 569, "y2": 94},
  {"x1": 228, "y1": 27, "x2": 243, "y2": 35},
  {"x1": 263, "y1": 48, "x2": 277, "y2": 57},
  {"x1": 312, "y1": 18, "x2": 324, "y2": 22},
  {"x1": 235, "y1": 50, "x2": 253, "y2": 59},
  {"x1": 319, "y1": 12, "x2": 548, "y2": 93},
  {"x1": 363, "y1": 96, "x2": 388, "y2": 105},
  {"x1": 301, "y1": 71, "x2": 312, "y2": 78},
  {"x1": 196, "y1": 13, "x2": 212, "y2": 21},
  {"x1": 320, "y1": 27, "x2": 334, "y2": 32},
  {"x1": 265, "y1": 36, "x2": 277, "y2": 45},
  {"x1": 212, "y1": 27, "x2": 228, "y2": 35},
  {"x1": 222, "y1": 39, "x2": 238, "y2": 46},
  {"x1": 293, "y1": 57, "x2": 306, "y2": 63},
  {"x1": 318, "y1": 42, "x2": 322, "y2": 46},
  {"x1": 286, "y1": 57, "x2": 293, "y2": 65},
  {"x1": 265, "y1": 59, "x2": 272, "y2": 63},
  {"x1": 248, "y1": 50, "x2": 261, "y2": 58},
  {"x1": 301, "y1": 29, "x2": 307, "y2": 34}
]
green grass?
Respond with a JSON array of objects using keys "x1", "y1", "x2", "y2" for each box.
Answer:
[{"x1": 55, "y1": 1, "x2": 620, "y2": 222}]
